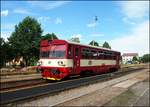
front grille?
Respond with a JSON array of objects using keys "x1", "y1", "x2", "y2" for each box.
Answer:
[{"x1": 51, "y1": 69, "x2": 60, "y2": 75}]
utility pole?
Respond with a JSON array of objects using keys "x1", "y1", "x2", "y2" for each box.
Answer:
[{"x1": 93, "y1": 16, "x2": 98, "y2": 46}]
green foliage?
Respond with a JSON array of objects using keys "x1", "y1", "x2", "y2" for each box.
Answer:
[
  {"x1": 132, "y1": 56, "x2": 139, "y2": 64},
  {"x1": 132, "y1": 56, "x2": 138, "y2": 61},
  {"x1": 102, "y1": 41, "x2": 111, "y2": 49},
  {"x1": 0, "y1": 37, "x2": 14, "y2": 67},
  {"x1": 141, "y1": 54, "x2": 150, "y2": 63},
  {"x1": 70, "y1": 37, "x2": 80, "y2": 43},
  {"x1": 89, "y1": 40, "x2": 99, "y2": 46},
  {"x1": 0, "y1": 37, "x2": 5, "y2": 67},
  {"x1": 138, "y1": 57, "x2": 142, "y2": 63},
  {"x1": 8, "y1": 16, "x2": 43, "y2": 66},
  {"x1": 41, "y1": 33, "x2": 58, "y2": 40},
  {"x1": 28, "y1": 56, "x2": 39, "y2": 66}
]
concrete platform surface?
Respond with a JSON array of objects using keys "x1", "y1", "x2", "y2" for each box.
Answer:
[{"x1": 104, "y1": 78, "x2": 149, "y2": 106}]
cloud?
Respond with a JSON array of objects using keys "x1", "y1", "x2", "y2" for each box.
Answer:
[
  {"x1": 1, "y1": 10, "x2": 8, "y2": 16},
  {"x1": 122, "y1": 17, "x2": 136, "y2": 25},
  {"x1": 1, "y1": 23, "x2": 15, "y2": 31},
  {"x1": 71, "y1": 34, "x2": 82, "y2": 39},
  {"x1": 37, "y1": 17, "x2": 62, "y2": 25},
  {"x1": 28, "y1": 1, "x2": 71, "y2": 10},
  {"x1": 55, "y1": 18, "x2": 62, "y2": 24},
  {"x1": 110, "y1": 20, "x2": 149, "y2": 56},
  {"x1": 91, "y1": 33, "x2": 104, "y2": 37},
  {"x1": 87, "y1": 22, "x2": 97, "y2": 28},
  {"x1": 120, "y1": 1, "x2": 149, "y2": 19},
  {"x1": 13, "y1": 8, "x2": 31, "y2": 14},
  {"x1": 1, "y1": 32, "x2": 11, "y2": 41},
  {"x1": 38, "y1": 16, "x2": 50, "y2": 22}
]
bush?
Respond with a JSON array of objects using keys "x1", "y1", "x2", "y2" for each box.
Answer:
[{"x1": 28, "y1": 56, "x2": 39, "y2": 66}]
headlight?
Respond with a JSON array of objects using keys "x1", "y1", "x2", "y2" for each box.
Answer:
[{"x1": 58, "y1": 61, "x2": 65, "y2": 66}]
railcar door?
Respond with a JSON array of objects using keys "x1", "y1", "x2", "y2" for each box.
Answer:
[
  {"x1": 116, "y1": 53, "x2": 120, "y2": 65},
  {"x1": 73, "y1": 46, "x2": 80, "y2": 74},
  {"x1": 116, "y1": 56, "x2": 119, "y2": 65}
]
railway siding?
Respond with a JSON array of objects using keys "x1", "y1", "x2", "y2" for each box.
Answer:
[
  {"x1": 0, "y1": 64, "x2": 145, "y2": 83},
  {"x1": 0, "y1": 73, "x2": 41, "y2": 83},
  {"x1": 0, "y1": 64, "x2": 144, "y2": 92}
]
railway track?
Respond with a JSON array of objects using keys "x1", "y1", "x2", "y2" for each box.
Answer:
[
  {"x1": 0, "y1": 79, "x2": 46, "y2": 92},
  {"x1": 0, "y1": 70, "x2": 37, "y2": 76},
  {"x1": 0, "y1": 65, "x2": 145, "y2": 92},
  {"x1": 0, "y1": 65, "x2": 147, "y2": 105}
]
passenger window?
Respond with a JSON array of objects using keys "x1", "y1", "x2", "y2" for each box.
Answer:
[
  {"x1": 81, "y1": 48, "x2": 90, "y2": 59},
  {"x1": 98, "y1": 51, "x2": 104, "y2": 59},
  {"x1": 91, "y1": 50, "x2": 97, "y2": 59}
]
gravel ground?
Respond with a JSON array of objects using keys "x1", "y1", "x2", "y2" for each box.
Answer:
[
  {"x1": 56, "y1": 70, "x2": 149, "y2": 106},
  {"x1": 14, "y1": 69, "x2": 149, "y2": 106}
]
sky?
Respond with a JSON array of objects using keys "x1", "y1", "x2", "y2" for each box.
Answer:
[{"x1": 1, "y1": 1, "x2": 149, "y2": 56}]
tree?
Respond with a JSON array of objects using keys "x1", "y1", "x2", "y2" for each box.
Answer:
[
  {"x1": 89, "y1": 40, "x2": 99, "y2": 46},
  {"x1": 0, "y1": 37, "x2": 5, "y2": 67},
  {"x1": 41, "y1": 33, "x2": 58, "y2": 40},
  {"x1": 132, "y1": 56, "x2": 138, "y2": 61},
  {"x1": 138, "y1": 57, "x2": 142, "y2": 63},
  {"x1": 102, "y1": 41, "x2": 111, "y2": 49},
  {"x1": 69, "y1": 37, "x2": 80, "y2": 43},
  {"x1": 141, "y1": 54, "x2": 150, "y2": 63},
  {"x1": 8, "y1": 16, "x2": 43, "y2": 66},
  {"x1": 132, "y1": 56, "x2": 138, "y2": 63},
  {"x1": 0, "y1": 38, "x2": 15, "y2": 67}
]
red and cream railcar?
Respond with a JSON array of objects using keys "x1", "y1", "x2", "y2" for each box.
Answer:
[{"x1": 38, "y1": 39, "x2": 121, "y2": 80}]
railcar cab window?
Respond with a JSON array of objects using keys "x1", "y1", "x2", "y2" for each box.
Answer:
[
  {"x1": 40, "y1": 51, "x2": 49, "y2": 58},
  {"x1": 40, "y1": 45, "x2": 66, "y2": 58}
]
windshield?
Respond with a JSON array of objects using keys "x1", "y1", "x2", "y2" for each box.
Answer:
[{"x1": 40, "y1": 45, "x2": 66, "y2": 58}]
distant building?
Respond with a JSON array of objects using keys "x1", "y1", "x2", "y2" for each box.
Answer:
[
  {"x1": 6, "y1": 56, "x2": 25, "y2": 67},
  {"x1": 122, "y1": 53, "x2": 138, "y2": 64}
]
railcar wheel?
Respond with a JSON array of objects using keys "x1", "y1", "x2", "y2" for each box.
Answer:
[
  {"x1": 80, "y1": 70, "x2": 95, "y2": 77},
  {"x1": 109, "y1": 68, "x2": 116, "y2": 73}
]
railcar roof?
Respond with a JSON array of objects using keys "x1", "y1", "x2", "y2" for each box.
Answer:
[{"x1": 66, "y1": 40, "x2": 120, "y2": 53}]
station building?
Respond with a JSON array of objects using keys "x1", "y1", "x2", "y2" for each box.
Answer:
[{"x1": 122, "y1": 53, "x2": 138, "y2": 64}]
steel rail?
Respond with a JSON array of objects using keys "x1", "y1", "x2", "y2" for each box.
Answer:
[
  {"x1": 0, "y1": 67, "x2": 146, "y2": 105},
  {"x1": 0, "y1": 79, "x2": 45, "y2": 91},
  {"x1": 0, "y1": 70, "x2": 39, "y2": 76}
]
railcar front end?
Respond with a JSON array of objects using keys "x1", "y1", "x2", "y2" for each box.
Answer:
[{"x1": 38, "y1": 40, "x2": 72, "y2": 80}]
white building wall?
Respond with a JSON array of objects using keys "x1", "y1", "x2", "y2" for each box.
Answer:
[{"x1": 122, "y1": 56, "x2": 134, "y2": 64}]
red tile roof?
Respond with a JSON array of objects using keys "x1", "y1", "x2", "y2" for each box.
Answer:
[{"x1": 122, "y1": 53, "x2": 138, "y2": 57}]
